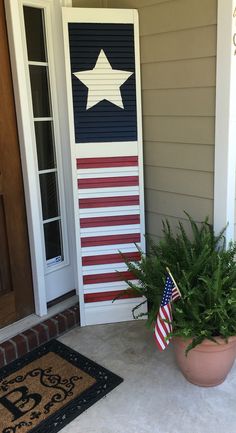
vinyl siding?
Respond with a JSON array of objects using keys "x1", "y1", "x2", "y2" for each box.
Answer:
[
  {"x1": 72, "y1": 0, "x2": 217, "y2": 237},
  {"x1": 73, "y1": 0, "x2": 103, "y2": 5}
]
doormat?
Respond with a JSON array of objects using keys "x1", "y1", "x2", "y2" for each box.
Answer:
[{"x1": 0, "y1": 339, "x2": 123, "y2": 433}]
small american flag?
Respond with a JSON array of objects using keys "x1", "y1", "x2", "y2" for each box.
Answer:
[{"x1": 154, "y1": 274, "x2": 181, "y2": 351}]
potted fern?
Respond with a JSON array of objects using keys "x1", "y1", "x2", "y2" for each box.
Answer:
[{"x1": 122, "y1": 215, "x2": 236, "y2": 386}]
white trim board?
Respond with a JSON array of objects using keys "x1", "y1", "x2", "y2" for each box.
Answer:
[
  {"x1": 214, "y1": 0, "x2": 236, "y2": 243},
  {"x1": 85, "y1": 298, "x2": 146, "y2": 326}
]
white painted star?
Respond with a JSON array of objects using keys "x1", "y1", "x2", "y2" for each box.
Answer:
[{"x1": 73, "y1": 49, "x2": 133, "y2": 110}]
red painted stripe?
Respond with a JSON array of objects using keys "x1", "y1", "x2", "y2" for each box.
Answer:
[
  {"x1": 83, "y1": 271, "x2": 136, "y2": 285},
  {"x1": 81, "y1": 233, "x2": 141, "y2": 247},
  {"x1": 79, "y1": 195, "x2": 139, "y2": 209},
  {"x1": 82, "y1": 251, "x2": 141, "y2": 266},
  {"x1": 84, "y1": 290, "x2": 140, "y2": 303},
  {"x1": 78, "y1": 176, "x2": 139, "y2": 189},
  {"x1": 80, "y1": 214, "x2": 140, "y2": 228},
  {"x1": 77, "y1": 156, "x2": 138, "y2": 169}
]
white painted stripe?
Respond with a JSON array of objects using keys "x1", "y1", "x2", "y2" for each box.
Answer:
[
  {"x1": 80, "y1": 225, "x2": 140, "y2": 236},
  {"x1": 80, "y1": 208, "x2": 140, "y2": 219},
  {"x1": 82, "y1": 243, "x2": 142, "y2": 255},
  {"x1": 78, "y1": 187, "x2": 139, "y2": 198},
  {"x1": 82, "y1": 262, "x2": 129, "y2": 275},
  {"x1": 81, "y1": 226, "x2": 140, "y2": 239},
  {"x1": 84, "y1": 282, "x2": 141, "y2": 294},
  {"x1": 79, "y1": 205, "x2": 140, "y2": 215},
  {"x1": 77, "y1": 167, "x2": 138, "y2": 177},
  {"x1": 75, "y1": 141, "x2": 138, "y2": 158},
  {"x1": 82, "y1": 244, "x2": 140, "y2": 257},
  {"x1": 83, "y1": 279, "x2": 140, "y2": 291}
]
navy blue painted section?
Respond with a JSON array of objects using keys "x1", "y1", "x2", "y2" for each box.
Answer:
[{"x1": 68, "y1": 23, "x2": 137, "y2": 143}]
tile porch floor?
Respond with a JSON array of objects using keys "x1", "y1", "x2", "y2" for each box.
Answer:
[{"x1": 59, "y1": 321, "x2": 236, "y2": 433}]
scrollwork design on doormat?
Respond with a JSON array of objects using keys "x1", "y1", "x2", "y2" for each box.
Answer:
[
  {"x1": 43, "y1": 374, "x2": 81, "y2": 414},
  {"x1": 3, "y1": 421, "x2": 33, "y2": 433},
  {"x1": 0, "y1": 367, "x2": 81, "y2": 396},
  {"x1": 1, "y1": 367, "x2": 81, "y2": 432}
]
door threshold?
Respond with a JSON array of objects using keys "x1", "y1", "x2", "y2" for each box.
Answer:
[{"x1": 0, "y1": 295, "x2": 79, "y2": 345}]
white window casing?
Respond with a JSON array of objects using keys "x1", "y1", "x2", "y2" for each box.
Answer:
[{"x1": 214, "y1": 0, "x2": 236, "y2": 243}]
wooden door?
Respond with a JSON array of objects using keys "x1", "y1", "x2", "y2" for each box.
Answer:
[{"x1": 0, "y1": 0, "x2": 34, "y2": 328}]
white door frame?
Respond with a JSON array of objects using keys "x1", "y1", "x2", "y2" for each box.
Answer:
[
  {"x1": 4, "y1": 0, "x2": 73, "y2": 316},
  {"x1": 214, "y1": 0, "x2": 236, "y2": 243}
]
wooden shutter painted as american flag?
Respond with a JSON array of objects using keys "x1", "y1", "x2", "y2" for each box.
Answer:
[{"x1": 62, "y1": 8, "x2": 146, "y2": 325}]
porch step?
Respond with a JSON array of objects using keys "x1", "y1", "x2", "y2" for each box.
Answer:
[{"x1": 0, "y1": 304, "x2": 80, "y2": 367}]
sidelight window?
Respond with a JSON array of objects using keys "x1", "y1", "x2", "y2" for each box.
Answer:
[{"x1": 23, "y1": 6, "x2": 64, "y2": 267}]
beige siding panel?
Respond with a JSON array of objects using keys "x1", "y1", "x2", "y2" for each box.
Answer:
[
  {"x1": 145, "y1": 189, "x2": 213, "y2": 220},
  {"x1": 141, "y1": 25, "x2": 216, "y2": 64},
  {"x1": 107, "y1": 0, "x2": 171, "y2": 8},
  {"x1": 142, "y1": 88, "x2": 215, "y2": 117},
  {"x1": 144, "y1": 166, "x2": 213, "y2": 199},
  {"x1": 74, "y1": 0, "x2": 172, "y2": 8},
  {"x1": 141, "y1": 58, "x2": 216, "y2": 90},
  {"x1": 139, "y1": 0, "x2": 217, "y2": 36},
  {"x1": 146, "y1": 212, "x2": 209, "y2": 238},
  {"x1": 143, "y1": 116, "x2": 215, "y2": 145},
  {"x1": 146, "y1": 233, "x2": 160, "y2": 244},
  {"x1": 143, "y1": 142, "x2": 214, "y2": 172},
  {"x1": 72, "y1": 0, "x2": 103, "y2": 6}
]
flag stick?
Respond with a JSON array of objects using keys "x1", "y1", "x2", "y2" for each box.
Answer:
[{"x1": 166, "y1": 267, "x2": 182, "y2": 298}]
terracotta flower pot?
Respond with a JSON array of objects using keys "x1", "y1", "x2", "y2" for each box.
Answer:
[{"x1": 173, "y1": 336, "x2": 236, "y2": 387}]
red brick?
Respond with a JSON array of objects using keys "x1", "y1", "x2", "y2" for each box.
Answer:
[
  {"x1": 11, "y1": 335, "x2": 28, "y2": 358},
  {"x1": 22, "y1": 329, "x2": 38, "y2": 351},
  {"x1": 43, "y1": 319, "x2": 58, "y2": 338},
  {"x1": 32, "y1": 324, "x2": 48, "y2": 344},
  {"x1": 69, "y1": 309, "x2": 77, "y2": 326},
  {"x1": 71, "y1": 306, "x2": 80, "y2": 324},
  {"x1": 55, "y1": 314, "x2": 67, "y2": 334},
  {"x1": 51, "y1": 318, "x2": 59, "y2": 335},
  {"x1": 62, "y1": 310, "x2": 75, "y2": 328},
  {"x1": 1, "y1": 341, "x2": 16, "y2": 364}
]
